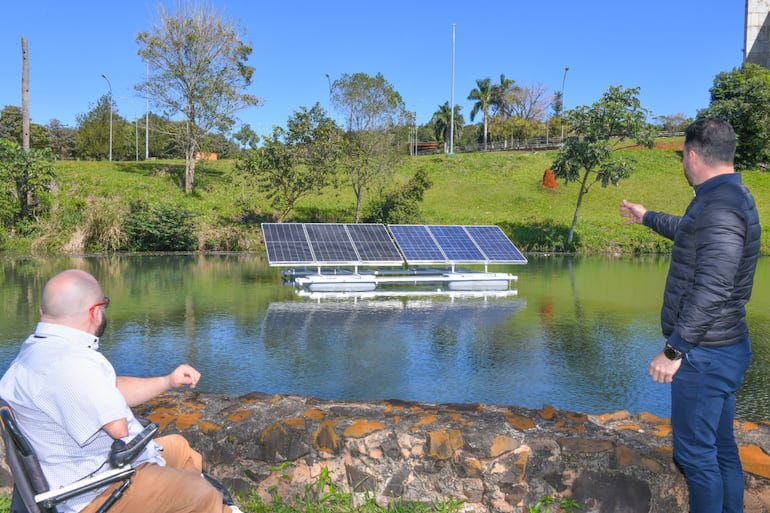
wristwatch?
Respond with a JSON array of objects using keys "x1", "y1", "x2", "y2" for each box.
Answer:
[{"x1": 664, "y1": 344, "x2": 683, "y2": 361}]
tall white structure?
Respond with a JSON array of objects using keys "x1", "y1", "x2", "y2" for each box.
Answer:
[{"x1": 746, "y1": 0, "x2": 770, "y2": 67}]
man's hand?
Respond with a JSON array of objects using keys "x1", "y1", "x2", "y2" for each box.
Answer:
[
  {"x1": 620, "y1": 200, "x2": 647, "y2": 225},
  {"x1": 649, "y1": 351, "x2": 682, "y2": 383},
  {"x1": 167, "y1": 364, "x2": 201, "y2": 390}
]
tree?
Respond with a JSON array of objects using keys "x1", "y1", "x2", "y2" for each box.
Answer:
[
  {"x1": 430, "y1": 101, "x2": 464, "y2": 151},
  {"x1": 0, "y1": 106, "x2": 50, "y2": 150},
  {"x1": 235, "y1": 103, "x2": 342, "y2": 222},
  {"x1": 46, "y1": 119, "x2": 75, "y2": 160},
  {"x1": 468, "y1": 78, "x2": 493, "y2": 150},
  {"x1": 0, "y1": 138, "x2": 56, "y2": 226},
  {"x1": 136, "y1": 2, "x2": 261, "y2": 193},
  {"x1": 329, "y1": 72, "x2": 410, "y2": 222},
  {"x1": 491, "y1": 73, "x2": 518, "y2": 119},
  {"x1": 75, "y1": 95, "x2": 116, "y2": 160},
  {"x1": 551, "y1": 85, "x2": 656, "y2": 246},
  {"x1": 698, "y1": 63, "x2": 770, "y2": 169}
]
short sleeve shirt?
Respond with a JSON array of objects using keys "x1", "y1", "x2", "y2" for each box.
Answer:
[{"x1": 0, "y1": 322, "x2": 164, "y2": 513}]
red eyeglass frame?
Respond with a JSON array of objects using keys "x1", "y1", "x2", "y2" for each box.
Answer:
[{"x1": 88, "y1": 297, "x2": 110, "y2": 318}]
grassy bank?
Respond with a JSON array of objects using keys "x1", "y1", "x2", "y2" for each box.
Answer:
[{"x1": 10, "y1": 139, "x2": 770, "y2": 255}]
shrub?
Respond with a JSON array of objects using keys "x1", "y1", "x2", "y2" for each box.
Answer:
[{"x1": 122, "y1": 201, "x2": 198, "y2": 252}]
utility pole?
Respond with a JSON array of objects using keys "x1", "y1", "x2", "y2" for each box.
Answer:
[{"x1": 101, "y1": 74, "x2": 113, "y2": 161}]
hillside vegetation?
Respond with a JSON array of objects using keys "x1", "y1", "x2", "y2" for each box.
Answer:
[{"x1": 9, "y1": 138, "x2": 770, "y2": 255}]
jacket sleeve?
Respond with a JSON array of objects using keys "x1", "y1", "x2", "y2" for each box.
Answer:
[
  {"x1": 671, "y1": 205, "x2": 747, "y2": 348},
  {"x1": 642, "y1": 211, "x2": 681, "y2": 241}
]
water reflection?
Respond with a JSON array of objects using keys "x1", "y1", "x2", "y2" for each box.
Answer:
[{"x1": 1, "y1": 254, "x2": 770, "y2": 420}]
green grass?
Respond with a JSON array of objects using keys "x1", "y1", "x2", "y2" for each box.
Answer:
[{"x1": 10, "y1": 139, "x2": 770, "y2": 255}]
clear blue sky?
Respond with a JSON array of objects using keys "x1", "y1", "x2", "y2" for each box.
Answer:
[{"x1": 0, "y1": 1, "x2": 747, "y2": 138}]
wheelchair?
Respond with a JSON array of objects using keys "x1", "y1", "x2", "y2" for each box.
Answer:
[{"x1": 0, "y1": 399, "x2": 237, "y2": 513}]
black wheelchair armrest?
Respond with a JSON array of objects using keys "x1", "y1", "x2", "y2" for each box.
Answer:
[{"x1": 108, "y1": 422, "x2": 159, "y2": 468}]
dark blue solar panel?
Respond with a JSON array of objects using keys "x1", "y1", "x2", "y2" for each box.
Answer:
[
  {"x1": 428, "y1": 225, "x2": 485, "y2": 262},
  {"x1": 388, "y1": 225, "x2": 446, "y2": 263},
  {"x1": 262, "y1": 223, "x2": 314, "y2": 264},
  {"x1": 346, "y1": 224, "x2": 403, "y2": 264},
  {"x1": 465, "y1": 225, "x2": 527, "y2": 263},
  {"x1": 305, "y1": 224, "x2": 359, "y2": 263}
]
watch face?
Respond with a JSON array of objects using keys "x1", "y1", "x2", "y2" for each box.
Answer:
[{"x1": 664, "y1": 346, "x2": 682, "y2": 360}]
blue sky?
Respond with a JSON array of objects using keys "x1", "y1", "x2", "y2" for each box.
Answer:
[{"x1": 0, "y1": 1, "x2": 747, "y2": 138}]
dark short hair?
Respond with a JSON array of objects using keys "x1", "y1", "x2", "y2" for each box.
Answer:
[{"x1": 684, "y1": 118, "x2": 736, "y2": 166}]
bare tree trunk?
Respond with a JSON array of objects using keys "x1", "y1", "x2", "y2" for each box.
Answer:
[{"x1": 21, "y1": 37, "x2": 30, "y2": 152}]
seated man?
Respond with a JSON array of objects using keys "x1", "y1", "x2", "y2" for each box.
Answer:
[{"x1": 0, "y1": 269, "x2": 239, "y2": 513}]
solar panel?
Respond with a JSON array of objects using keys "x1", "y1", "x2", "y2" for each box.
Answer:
[
  {"x1": 345, "y1": 224, "x2": 404, "y2": 264},
  {"x1": 429, "y1": 225, "x2": 486, "y2": 262},
  {"x1": 465, "y1": 225, "x2": 527, "y2": 263},
  {"x1": 262, "y1": 223, "x2": 314, "y2": 265},
  {"x1": 388, "y1": 225, "x2": 446, "y2": 264},
  {"x1": 305, "y1": 224, "x2": 359, "y2": 263}
]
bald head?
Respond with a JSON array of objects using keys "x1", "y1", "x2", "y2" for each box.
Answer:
[{"x1": 41, "y1": 269, "x2": 104, "y2": 325}]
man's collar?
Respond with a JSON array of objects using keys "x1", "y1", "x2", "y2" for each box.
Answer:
[
  {"x1": 693, "y1": 172, "x2": 741, "y2": 196},
  {"x1": 34, "y1": 322, "x2": 100, "y2": 350}
]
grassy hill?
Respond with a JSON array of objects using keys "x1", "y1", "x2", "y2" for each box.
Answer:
[{"x1": 12, "y1": 138, "x2": 770, "y2": 255}]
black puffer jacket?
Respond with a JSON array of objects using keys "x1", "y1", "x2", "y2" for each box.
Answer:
[{"x1": 643, "y1": 173, "x2": 761, "y2": 352}]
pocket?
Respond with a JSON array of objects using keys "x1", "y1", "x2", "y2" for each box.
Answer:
[{"x1": 683, "y1": 347, "x2": 712, "y2": 373}]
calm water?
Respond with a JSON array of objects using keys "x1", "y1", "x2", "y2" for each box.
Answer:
[{"x1": 3, "y1": 254, "x2": 770, "y2": 421}]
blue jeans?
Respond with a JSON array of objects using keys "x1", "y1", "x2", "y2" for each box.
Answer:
[{"x1": 671, "y1": 338, "x2": 752, "y2": 513}]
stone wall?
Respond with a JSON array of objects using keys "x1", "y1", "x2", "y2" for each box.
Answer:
[{"x1": 3, "y1": 391, "x2": 770, "y2": 512}]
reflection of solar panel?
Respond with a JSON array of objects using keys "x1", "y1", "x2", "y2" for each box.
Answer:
[
  {"x1": 262, "y1": 223, "x2": 403, "y2": 266},
  {"x1": 389, "y1": 224, "x2": 527, "y2": 265}
]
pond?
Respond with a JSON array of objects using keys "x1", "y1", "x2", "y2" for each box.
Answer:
[{"x1": 2, "y1": 253, "x2": 770, "y2": 421}]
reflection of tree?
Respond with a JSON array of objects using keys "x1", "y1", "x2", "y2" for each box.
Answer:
[{"x1": 538, "y1": 256, "x2": 641, "y2": 411}]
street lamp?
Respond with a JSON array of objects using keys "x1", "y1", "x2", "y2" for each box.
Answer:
[
  {"x1": 101, "y1": 74, "x2": 113, "y2": 161},
  {"x1": 560, "y1": 67, "x2": 569, "y2": 144}
]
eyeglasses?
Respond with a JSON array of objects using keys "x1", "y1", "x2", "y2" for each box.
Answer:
[{"x1": 88, "y1": 296, "x2": 110, "y2": 318}]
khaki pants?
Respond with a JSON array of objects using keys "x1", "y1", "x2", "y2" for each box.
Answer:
[{"x1": 80, "y1": 434, "x2": 230, "y2": 513}]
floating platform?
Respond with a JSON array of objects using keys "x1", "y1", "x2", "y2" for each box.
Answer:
[{"x1": 292, "y1": 268, "x2": 517, "y2": 293}]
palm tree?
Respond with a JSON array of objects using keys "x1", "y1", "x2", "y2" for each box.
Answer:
[
  {"x1": 468, "y1": 78, "x2": 493, "y2": 150},
  {"x1": 491, "y1": 73, "x2": 517, "y2": 119},
  {"x1": 431, "y1": 102, "x2": 464, "y2": 152}
]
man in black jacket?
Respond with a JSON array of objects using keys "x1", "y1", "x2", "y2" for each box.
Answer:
[{"x1": 620, "y1": 118, "x2": 760, "y2": 513}]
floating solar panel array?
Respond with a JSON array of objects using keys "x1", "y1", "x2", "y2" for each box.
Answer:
[{"x1": 261, "y1": 223, "x2": 527, "y2": 266}]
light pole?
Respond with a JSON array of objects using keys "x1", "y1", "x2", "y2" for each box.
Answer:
[
  {"x1": 560, "y1": 67, "x2": 569, "y2": 144},
  {"x1": 101, "y1": 74, "x2": 113, "y2": 161}
]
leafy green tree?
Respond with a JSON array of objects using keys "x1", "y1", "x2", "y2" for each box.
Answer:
[
  {"x1": 74, "y1": 95, "x2": 113, "y2": 160},
  {"x1": 236, "y1": 103, "x2": 342, "y2": 222},
  {"x1": 0, "y1": 138, "x2": 56, "y2": 226},
  {"x1": 552, "y1": 85, "x2": 656, "y2": 246},
  {"x1": 430, "y1": 101, "x2": 464, "y2": 150},
  {"x1": 699, "y1": 63, "x2": 770, "y2": 169},
  {"x1": 329, "y1": 72, "x2": 410, "y2": 222},
  {"x1": 137, "y1": 2, "x2": 261, "y2": 193},
  {"x1": 46, "y1": 119, "x2": 75, "y2": 160},
  {"x1": 468, "y1": 78, "x2": 494, "y2": 150},
  {"x1": 0, "y1": 105, "x2": 50, "y2": 150}
]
